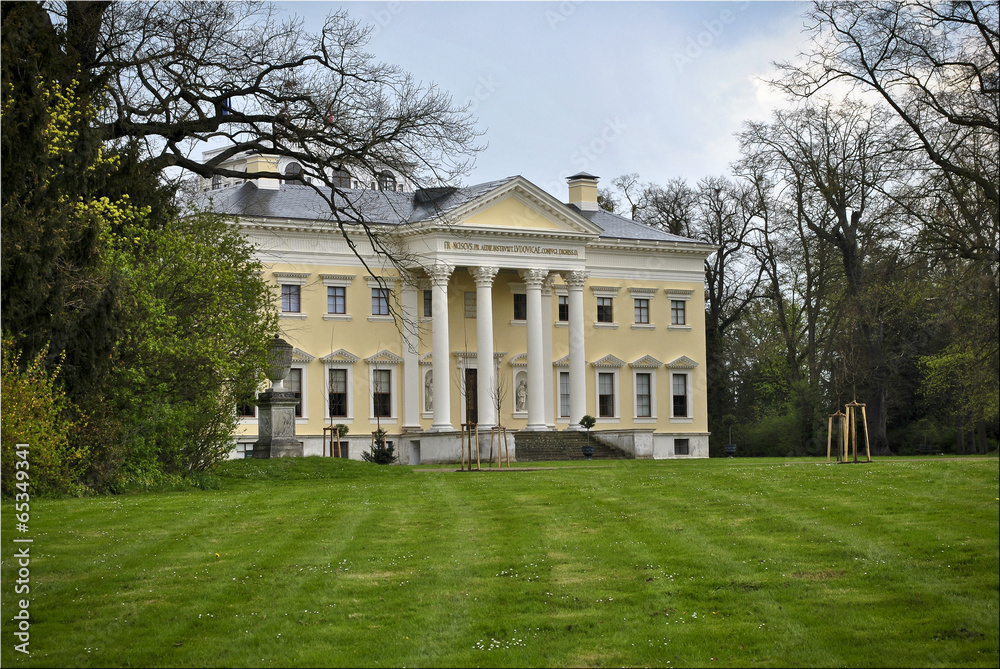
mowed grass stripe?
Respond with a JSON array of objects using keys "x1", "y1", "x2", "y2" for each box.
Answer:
[{"x1": 2, "y1": 457, "x2": 996, "y2": 668}]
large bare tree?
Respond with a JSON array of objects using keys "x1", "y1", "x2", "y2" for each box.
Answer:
[
  {"x1": 48, "y1": 0, "x2": 482, "y2": 264},
  {"x1": 775, "y1": 0, "x2": 999, "y2": 268},
  {"x1": 739, "y1": 99, "x2": 917, "y2": 454}
]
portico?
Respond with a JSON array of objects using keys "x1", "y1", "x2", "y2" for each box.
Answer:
[{"x1": 411, "y1": 260, "x2": 590, "y2": 433}]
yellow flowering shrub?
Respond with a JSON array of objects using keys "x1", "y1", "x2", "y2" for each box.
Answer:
[{"x1": 1, "y1": 334, "x2": 89, "y2": 495}]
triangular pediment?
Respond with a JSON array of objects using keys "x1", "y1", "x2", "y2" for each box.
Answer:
[
  {"x1": 439, "y1": 177, "x2": 603, "y2": 237},
  {"x1": 553, "y1": 355, "x2": 569, "y2": 367},
  {"x1": 419, "y1": 352, "x2": 433, "y2": 365},
  {"x1": 592, "y1": 354, "x2": 626, "y2": 368},
  {"x1": 630, "y1": 355, "x2": 663, "y2": 369},
  {"x1": 365, "y1": 349, "x2": 404, "y2": 365},
  {"x1": 291, "y1": 347, "x2": 315, "y2": 363},
  {"x1": 667, "y1": 355, "x2": 699, "y2": 369},
  {"x1": 464, "y1": 195, "x2": 562, "y2": 230},
  {"x1": 320, "y1": 348, "x2": 359, "y2": 364}
]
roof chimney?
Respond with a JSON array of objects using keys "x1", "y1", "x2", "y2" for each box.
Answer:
[
  {"x1": 245, "y1": 154, "x2": 281, "y2": 190},
  {"x1": 566, "y1": 172, "x2": 599, "y2": 211}
]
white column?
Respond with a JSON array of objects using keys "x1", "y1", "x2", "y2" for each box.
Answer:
[
  {"x1": 541, "y1": 275, "x2": 556, "y2": 429},
  {"x1": 470, "y1": 266, "x2": 499, "y2": 428},
  {"x1": 429, "y1": 264, "x2": 453, "y2": 431},
  {"x1": 400, "y1": 279, "x2": 421, "y2": 430},
  {"x1": 520, "y1": 268, "x2": 549, "y2": 431},
  {"x1": 566, "y1": 270, "x2": 589, "y2": 430}
]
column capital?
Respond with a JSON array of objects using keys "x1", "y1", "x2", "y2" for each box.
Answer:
[
  {"x1": 563, "y1": 270, "x2": 589, "y2": 289},
  {"x1": 541, "y1": 274, "x2": 557, "y2": 297},
  {"x1": 427, "y1": 263, "x2": 454, "y2": 286},
  {"x1": 398, "y1": 268, "x2": 423, "y2": 288},
  {"x1": 518, "y1": 268, "x2": 549, "y2": 288},
  {"x1": 469, "y1": 265, "x2": 499, "y2": 287}
]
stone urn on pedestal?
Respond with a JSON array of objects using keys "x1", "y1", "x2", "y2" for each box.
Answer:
[{"x1": 252, "y1": 336, "x2": 303, "y2": 458}]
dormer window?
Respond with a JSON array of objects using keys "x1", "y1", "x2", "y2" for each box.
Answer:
[
  {"x1": 211, "y1": 174, "x2": 223, "y2": 190},
  {"x1": 331, "y1": 169, "x2": 351, "y2": 189},
  {"x1": 284, "y1": 162, "x2": 305, "y2": 185},
  {"x1": 378, "y1": 171, "x2": 396, "y2": 192}
]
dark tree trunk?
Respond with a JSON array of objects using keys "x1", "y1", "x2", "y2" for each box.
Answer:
[
  {"x1": 863, "y1": 322, "x2": 892, "y2": 456},
  {"x1": 705, "y1": 324, "x2": 731, "y2": 431},
  {"x1": 956, "y1": 415, "x2": 966, "y2": 454}
]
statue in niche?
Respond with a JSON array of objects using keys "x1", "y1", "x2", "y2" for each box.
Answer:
[
  {"x1": 424, "y1": 373, "x2": 433, "y2": 412},
  {"x1": 515, "y1": 377, "x2": 528, "y2": 413}
]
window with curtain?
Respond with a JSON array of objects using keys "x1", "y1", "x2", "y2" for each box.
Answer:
[
  {"x1": 373, "y1": 369, "x2": 391, "y2": 417},
  {"x1": 598, "y1": 372, "x2": 615, "y2": 417},
  {"x1": 329, "y1": 369, "x2": 347, "y2": 417}
]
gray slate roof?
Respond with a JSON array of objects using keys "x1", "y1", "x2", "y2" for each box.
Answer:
[
  {"x1": 188, "y1": 179, "x2": 709, "y2": 246},
  {"x1": 571, "y1": 207, "x2": 704, "y2": 244}
]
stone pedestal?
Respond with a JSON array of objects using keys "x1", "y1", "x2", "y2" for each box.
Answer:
[{"x1": 252, "y1": 389, "x2": 303, "y2": 458}]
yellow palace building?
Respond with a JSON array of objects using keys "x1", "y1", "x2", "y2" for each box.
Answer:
[{"x1": 196, "y1": 161, "x2": 715, "y2": 463}]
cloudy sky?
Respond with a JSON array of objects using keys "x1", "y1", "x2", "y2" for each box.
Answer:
[{"x1": 283, "y1": 1, "x2": 813, "y2": 199}]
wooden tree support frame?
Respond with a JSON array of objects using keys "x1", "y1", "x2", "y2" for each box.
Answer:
[
  {"x1": 323, "y1": 425, "x2": 343, "y2": 458},
  {"x1": 489, "y1": 425, "x2": 511, "y2": 468},
  {"x1": 460, "y1": 422, "x2": 481, "y2": 471},
  {"x1": 845, "y1": 400, "x2": 872, "y2": 463},
  {"x1": 827, "y1": 403, "x2": 872, "y2": 463}
]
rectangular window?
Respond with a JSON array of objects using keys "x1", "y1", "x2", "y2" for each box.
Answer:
[
  {"x1": 598, "y1": 372, "x2": 615, "y2": 418},
  {"x1": 635, "y1": 372, "x2": 651, "y2": 418},
  {"x1": 597, "y1": 297, "x2": 613, "y2": 323},
  {"x1": 423, "y1": 290, "x2": 432, "y2": 318},
  {"x1": 329, "y1": 369, "x2": 348, "y2": 417},
  {"x1": 674, "y1": 438, "x2": 690, "y2": 456},
  {"x1": 281, "y1": 284, "x2": 300, "y2": 313},
  {"x1": 237, "y1": 395, "x2": 256, "y2": 418},
  {"x1": 558, "y1": 295, "x2": 569, "y2": 322},
  {"x1": 372, "y1": 288, "x2": 390, "y2": 315},
  {"x1": 634, "y1": 298, "x2": 649, "y2": 324},
  {"x1": 559, "y1": 371, "x2": 570, "y2": 418},
  {"x1": 373, "y1": 369, "x2": 392, "y2": 418},
  {"x1": 672, "y1": 374, "x2": 688, "y2": 418},
  {"x1": 288, "y1": 368, "x2": 303, "y2": 417},
  {"x1": 513, "y1": 293, "x2": 527, "y2": 320},
  {"x1": 671, "y1": 300, "x2": 686, "y2": 325},
  {"x1": 327, "y1": 286, "x2": 346, "y2": 314}
]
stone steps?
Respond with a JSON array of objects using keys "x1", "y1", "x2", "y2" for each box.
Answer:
[{"x1": 514, "y1": 431, "x2": 632, "y2": 462}]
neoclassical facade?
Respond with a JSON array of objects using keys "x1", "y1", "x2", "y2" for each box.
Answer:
[{"x1": 196, "y1": 168, "x2": 715, "y2": 462}]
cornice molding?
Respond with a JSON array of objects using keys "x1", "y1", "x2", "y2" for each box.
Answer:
[
  {"x1": 630, "y1": 355, "x2": 663, "y2": 369},
  {"x1": 666, "y1": 355, "x2": 699, "y2": 369},
  {"x1": 365, "y1": 349, "x2": 404, "y2": 365},
  {"x1": 592, "y1": 354, "x2": 626, "y2": 368},
  {"x1": 321, "y1": 348, "x2": 359, "y2": 364}
]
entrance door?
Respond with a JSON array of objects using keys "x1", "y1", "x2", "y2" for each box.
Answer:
[{"x1": 464, "y1": 368, "x2": 478, "y2": 425}]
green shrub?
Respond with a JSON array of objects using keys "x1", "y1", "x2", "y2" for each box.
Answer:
[{"x1": 1, "y1": 335, "x2": 88, "y2": 496}]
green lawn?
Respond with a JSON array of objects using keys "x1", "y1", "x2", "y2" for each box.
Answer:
[{"x1": 2, "y1": 456, "x2": 998, "y2": 667}]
